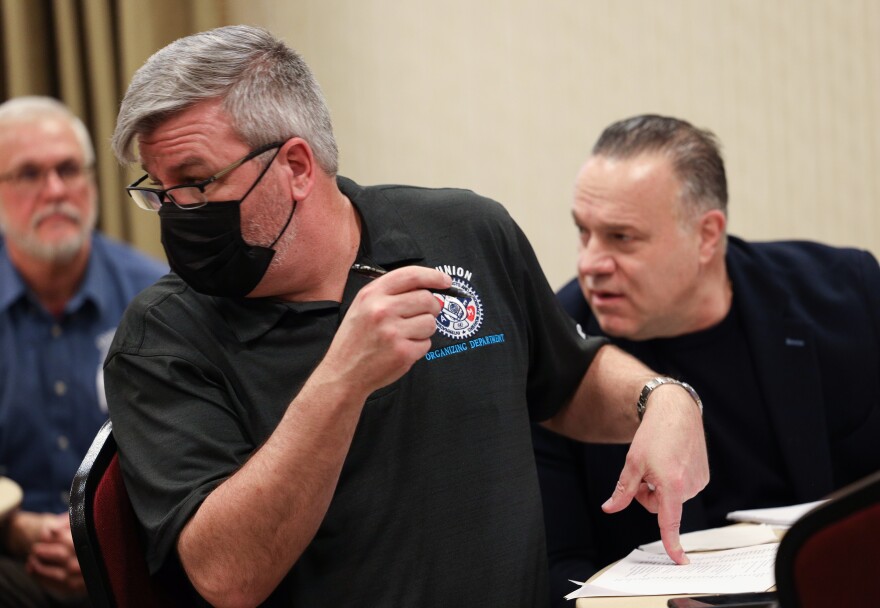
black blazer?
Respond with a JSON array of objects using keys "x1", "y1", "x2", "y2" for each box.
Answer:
[{"x1": 534, "y1": 236, "x2": 880, "y2": 606}]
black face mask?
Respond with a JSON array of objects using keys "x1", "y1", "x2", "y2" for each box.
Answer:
[
  {"x1": 159, "y1": 199, "x2": 294, "y2": 297},
  {"x1": 158, "y1": 145, "x2": 295, "y2": 298}
]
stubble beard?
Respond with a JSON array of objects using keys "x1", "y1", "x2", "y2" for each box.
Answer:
[{"x1": 0, "y1": 201, "x2": 96, "y2": 263}]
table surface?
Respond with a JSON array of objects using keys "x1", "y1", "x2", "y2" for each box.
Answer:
[{"x1": 0, "y1": 476, "x2": 23, "y2": 521}]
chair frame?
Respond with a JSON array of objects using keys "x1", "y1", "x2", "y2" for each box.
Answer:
[
  {"x1": 69, "y1": 419, "x2": 119, "y2": 607},
  {"x1": 774, "y1": 469, "x2": 880, "y2": 607}
]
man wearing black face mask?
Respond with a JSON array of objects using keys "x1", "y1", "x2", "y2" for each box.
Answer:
[
  {"x1": 126, "y1": 142, "x2": 290, "y2": 297},
  {"x1": 104, "y1": 25, "x2": 709, "y2": 608}
]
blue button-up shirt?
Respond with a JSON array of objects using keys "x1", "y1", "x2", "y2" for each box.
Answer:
[{"x1": 0, "y1": 233, "x2": 166, "y2": 513}]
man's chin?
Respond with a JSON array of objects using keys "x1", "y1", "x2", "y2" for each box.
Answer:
[
  {"x1": 595, "y1": 316, "x2": 640, "y2": 340},
  {"x1": 16, "y1": 233, "x2": 88, "y2": 263}
]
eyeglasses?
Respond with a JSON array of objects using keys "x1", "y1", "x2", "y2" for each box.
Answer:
[
  {"x1": 126, "y1": 141, "x2": 285, "y2": 211},
  {"x1": 0, "y1": 160, "x2": 92, "y2": 195}
]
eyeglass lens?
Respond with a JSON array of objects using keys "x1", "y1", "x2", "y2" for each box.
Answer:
[
  {"x1": 127, "y1": 142, "x2": 282, "y2": 211},
  {"x1": 129, "y1": 182, "x2": 216, "y2": 212},
  {"x1": 0, "y1": 160, "x2": 89, "y2": 193}
]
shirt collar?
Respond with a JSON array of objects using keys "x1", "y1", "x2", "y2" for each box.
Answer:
[
  {"x1": 0, "y1": 238, "x2": 27, "y2": 312},
  {"x1": 338, "y1": 176, "x2": 426, "y2": 319},
  {"x1": 0, "y1": 236, "x2": 102, "y2": 316},
  {"x1": 70, "y1": 240, "x2": 107, "y2": 315},
  {"x1": 337, "y1": 176, "x2": 424, "y2": 268}
]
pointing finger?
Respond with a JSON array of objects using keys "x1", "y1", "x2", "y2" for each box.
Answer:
[{"x1": 657, "y1": 493, "x2": 688, "y2": 565}]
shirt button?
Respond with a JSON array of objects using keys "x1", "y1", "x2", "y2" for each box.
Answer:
[
  {"x1": 58, "y1": 435, "x2": 70, "y2": 451},
  {"x1": 54, "y1": 381, "x2": 67, "y2": 396},
  {"x1": 51, "y1": 324, "x2": 63, "y2": 338}
]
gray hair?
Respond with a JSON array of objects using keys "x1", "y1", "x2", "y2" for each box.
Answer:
[
  {"x1": 0, "y1": 96, "x2": 95, "y2": 165},
  {"x1": 592, "y1": 114, "x2": 728, "y2": 218},
  {"x1": 112, "y1": 25, "x2": 338, "y2": 175}
]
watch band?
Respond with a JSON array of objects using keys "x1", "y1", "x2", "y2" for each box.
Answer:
[{"x1": 636, "y1": 376, "x2": 703, "y2": 421}]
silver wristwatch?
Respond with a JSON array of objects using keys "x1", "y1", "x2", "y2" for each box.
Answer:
[{"x1": 636, "y1": 377, "x2": 703, "y2": 421}]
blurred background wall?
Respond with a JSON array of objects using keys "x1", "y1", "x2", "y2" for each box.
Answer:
[{"x1": 3, "y1": 0, "x2": 878, "y2": 289}]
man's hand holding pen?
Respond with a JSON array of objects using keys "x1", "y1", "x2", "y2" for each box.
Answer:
[
  {"x1": 352, "y1": 263, "x2": 471, "y2": 299},
  {"x1": 320, "y1": 266, "x2": 452, "y2": 399}
]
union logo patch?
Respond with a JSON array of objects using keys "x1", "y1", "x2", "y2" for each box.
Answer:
[{"x1": 433, "y1": 271, "x2": 483, "y2": 340}]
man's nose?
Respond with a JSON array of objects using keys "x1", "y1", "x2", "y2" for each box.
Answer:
[
  {"x1": 40, "y1": 168, "x2": 70, "y2": 197},
  {"x1": 578, "y1": 240, "x2": 615, "y2": 277},
  {"x1": 43, "y1": 167, "x2": 67, "y2": 192}
]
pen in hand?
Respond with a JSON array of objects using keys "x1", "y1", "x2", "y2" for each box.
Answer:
[{"x1": 351, "y1": 263, "x2": 471, "y2": 299}]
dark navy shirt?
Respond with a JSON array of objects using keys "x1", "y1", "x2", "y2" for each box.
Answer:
[
  {"x1": 620, "y1": 301, "x2": 795, "y2": 522},
  {"x1": 0, "y1": 233, "x2": 165, "y2": 513}
]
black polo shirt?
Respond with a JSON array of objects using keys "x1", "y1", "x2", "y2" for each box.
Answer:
[{"x1": 105, "y1": 177, "x2": 605, "y2": 607}]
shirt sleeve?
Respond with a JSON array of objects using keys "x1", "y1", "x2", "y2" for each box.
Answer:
[
  {"x1": 104, "y1": 303, "x2": 255, "y2": 575},
  {"x1": 503, "y1": 217, "x2": 608, "y2": 421}
]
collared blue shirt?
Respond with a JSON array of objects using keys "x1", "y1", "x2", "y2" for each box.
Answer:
[{"x1": 0, "y1": 233, "x2": 166, "y2": 513}]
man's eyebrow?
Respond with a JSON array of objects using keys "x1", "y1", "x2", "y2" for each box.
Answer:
[
  {"x1": 139, "y1": 156, "x2": 211, "y2": 180},
  {"x1": 10, "y1": 155, "x2": 80, "y2": 170},
  {"x1": 601, "y1": 222, "x2": 636, "y2": 232},
  {"x1": 571, "y1": 212, "x2": 638, "y2": 234}
]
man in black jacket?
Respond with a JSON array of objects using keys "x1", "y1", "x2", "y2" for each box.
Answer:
[{"x1": 533, "y1": 114, "x2": 880, "y2": 606}]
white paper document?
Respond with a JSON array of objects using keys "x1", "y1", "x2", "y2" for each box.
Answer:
[
  {"x1": 726, "y1": 500, "x2": 825, "y2": 527},
  {"x1": 565, "y1": 543, "x2": 778, "y2": 599},
  {"x1": 638, "y1": 523, "x2": 779, "y2": 554}
]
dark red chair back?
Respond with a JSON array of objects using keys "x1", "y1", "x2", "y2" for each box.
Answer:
[
  {"x1": 69, "y1": 420, "x2": 175, "y2": 608},
  {"x1": 775, "y1": 469, "x2": 880, "y2": 608}
]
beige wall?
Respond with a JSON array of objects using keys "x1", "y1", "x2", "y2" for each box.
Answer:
[{"x1": 230, "y1": 0, "x2": 880, "y2": 290}]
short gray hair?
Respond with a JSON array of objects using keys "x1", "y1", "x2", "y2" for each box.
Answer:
[
  {"x1": 112, "y1": 25, "x2": 338, "y2": 175},
  {"x1": 592, "y1": 114, "x2": 728, "y2": 218},
  {"x1": 0, "y1": 96, "x2": 95, "y2": 165}
]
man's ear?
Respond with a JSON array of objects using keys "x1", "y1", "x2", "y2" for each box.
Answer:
[
  {"x1": 698, "y1": 209, "x2": 727, "y2": 263},
  {"x1": 280, "y1": 138, "x2": 316, "y2": 201}
]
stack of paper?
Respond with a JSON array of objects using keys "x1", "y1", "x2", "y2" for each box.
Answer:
[
  {"x1": 565, "y1": 542, "x2": 778, "y2": 600},
  {"x1": 565, "y1": 500, "x2": 827, "y2": 601},
  {"x1": 637, "y1": 523, "x2": 779, "y2": 554},
  {"x1": 726, "y1": 501, "x2": 825, "y2": 527},
  {"x1": 565, "y1": 524, "x2": 779, "y2": 600}
]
